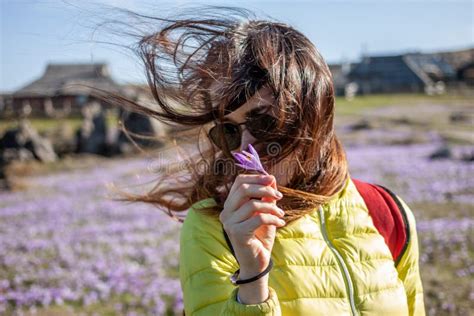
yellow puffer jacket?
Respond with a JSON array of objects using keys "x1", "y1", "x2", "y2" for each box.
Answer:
[{"x1": 179, "y1": 177, "x2": 426, "y2": 315}]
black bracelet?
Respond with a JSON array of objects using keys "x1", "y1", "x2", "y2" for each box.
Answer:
[{"x1": 230, "y1": 258, "x2": 273, "y2": 285}]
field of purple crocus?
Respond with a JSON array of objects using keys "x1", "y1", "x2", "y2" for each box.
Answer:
[
  {"x1": 1, "y1": 138, "x2": 473, "y2": 315},
  {"x1": 0, "y1": 156, "x2": 184, "y2": 315}
]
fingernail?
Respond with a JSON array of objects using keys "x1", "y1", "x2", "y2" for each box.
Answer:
[
  {"x1": 260, "y1": 176, "x2": 271, "y2": 183},
  {"x1": 276, "y1": 191, "x2": 283, "y2": 198}
]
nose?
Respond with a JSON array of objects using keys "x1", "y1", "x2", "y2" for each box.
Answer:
[{"x1": 238, "y1": 128, "x2": 256, "y2": 153}]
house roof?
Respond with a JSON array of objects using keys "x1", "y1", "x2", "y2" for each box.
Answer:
[
  {"x1": 13, "y1": 63, "x2": 123, "y2": 97},
  {"x1": 403, "y1": 53, "x2": 456, "y2": 84},
  {"x1": 433, "y1": 47, "x2": 474, "y2": 70},
  {"x1": 348, "y1": 53, "x2": 456, "y2": 85},
  {"x1": 349, "y1": 55, "x2": 411, "y2": 79}
]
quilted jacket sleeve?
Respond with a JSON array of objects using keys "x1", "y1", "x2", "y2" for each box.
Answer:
[
  {"x1": 395, "y1": 196, "x2": 426, "y2": 316},
  {"x1": 179, "y1": 199, "x2": 282, "y2": 316}
]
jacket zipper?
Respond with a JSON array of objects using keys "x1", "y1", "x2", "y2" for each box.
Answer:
[{"x1": 318, "y1": 205, "x2": 359, "y2": 316}]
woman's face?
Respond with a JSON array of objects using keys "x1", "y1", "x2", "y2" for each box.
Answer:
[
  {"x1": 209, "y1": 82, "x2": 277, "y2": 154},
  {"x1": 208, "y1": 83, "x2": 294, "y2": 187}
]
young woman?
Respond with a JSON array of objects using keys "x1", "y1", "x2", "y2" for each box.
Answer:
[{"x1": 111, "y1": 6, "x2": 426, "y2": 316}]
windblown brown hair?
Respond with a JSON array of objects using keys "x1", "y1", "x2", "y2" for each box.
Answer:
[{"x1": 98, "y1": 6, "x2": 350, "y2": 224}]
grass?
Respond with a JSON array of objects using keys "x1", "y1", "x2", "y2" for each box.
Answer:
[
  {"x1": 335, "y1": 93, "x2": 473, "y2": 116},
  {"x1": 410, "y1": 201, "x2": 473, "y2": 220},
  {"x1": 0, "y1": 113, "x2": 118, "y2": 136},
  {"x1": 0, "y1": 118, "x2": 83, "y2": 136}
]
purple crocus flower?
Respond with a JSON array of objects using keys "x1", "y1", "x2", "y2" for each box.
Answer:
[{"x1": 231, "y1": 144, "x2": 269, "y2": 175}]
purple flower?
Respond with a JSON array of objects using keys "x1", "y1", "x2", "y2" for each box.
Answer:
[{"x1": 232, "y1": 144, "x2": 269, "y2": 175}]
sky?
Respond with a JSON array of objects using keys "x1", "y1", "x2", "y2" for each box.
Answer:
[{"x1": 1, "y1": 0, "x2": 473, "y2": 92}]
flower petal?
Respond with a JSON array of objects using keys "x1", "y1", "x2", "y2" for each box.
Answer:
[
  {"x1": 232, "y1": 144, "x2": 269, "y2": 175},
  {"x1": 248, "y1": 144, "x2": 259, "y2": 158},
  {"x1": 232, "y1": 152, "x2": 248, "y2": 165}
]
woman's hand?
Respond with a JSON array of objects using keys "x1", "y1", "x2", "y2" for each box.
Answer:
[{"x1": 219, "y1": 174, "x2": 285, "y2": 277}]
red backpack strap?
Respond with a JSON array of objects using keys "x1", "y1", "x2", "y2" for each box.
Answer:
[{"x1": 352, "y1": 178, "x2": 410, "y2": 267}]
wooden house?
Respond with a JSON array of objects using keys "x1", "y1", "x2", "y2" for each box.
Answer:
[{"x1": 10, "y1": 63, "x2": 123, "y2": 117}]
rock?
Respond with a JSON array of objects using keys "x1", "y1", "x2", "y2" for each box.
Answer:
[
  {"x1": 116, "y1": 109, "x2": 165, "y2": 154},
  {"x1": 429, "y1": 145, "x2": 452, "y2": 160},
  {"x1": 391, "y1": 116, "x2": 412, "y2": 125},
  {"x1": 75, "y1": 101, "x2": 108, "y2": 155},
  {"x1": 24, "y1": 137, "x2": 57, "y2": 162},
  {"x1": 0, "y1": 120, "x2": 57, "y2": 163},
  {"x1": 449, "y1": 111, "x2": 470, "y2": 123},
  {"x1": 0, "y1": 120, "x2": 56, "y2": 191},
  {"x1": 48, "y1": 123, "x2": 76, "y2": 157},
  {"x1": 0, "y1": 130, "x2": 21, "y2": 148},
  {"x1": 1, "y1": 148, "x2": 34, "y2": 163},
  {"x1": 460, "y1": 150, "x2": 474, "y2": 162},
  {"x1": 348, "y1": 119, "x2": 372, "y2": 131}
]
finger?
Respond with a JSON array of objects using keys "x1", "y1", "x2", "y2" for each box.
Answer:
[
  {"x1": 230, "y1": 199, "x2": 285, "y2": 223},
  {"x1": 239, "y1": 213, "x2": 286, "y2": 233},
  {"x1": 224, "y1": 183, "x2": 283, "y2": 213},
  {"x1": 221, "y1": 175, "x2": 268, "y2": 223},
  {"x1": 220, "y1": 174, "x2": 278, "y2": 223},
  {"x1": 262, "y1": 176, "x2": 278, "y2": 204},
  {"x1": 228, "y1": 174, "x2": 275, "y2": 197}
]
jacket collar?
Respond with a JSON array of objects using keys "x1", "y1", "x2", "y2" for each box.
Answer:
[{"x1": 325, "y1": 175, "x2": 351, "y2": 206}]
